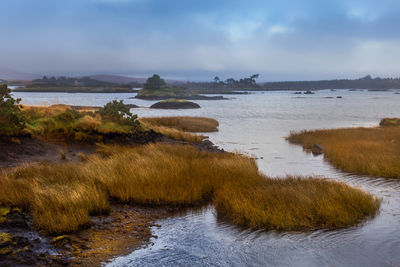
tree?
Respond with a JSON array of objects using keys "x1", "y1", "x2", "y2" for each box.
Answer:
[
  {"x1": 98, "y1": 100, "x2": 138, "y2": 125},
  {"x1": 225, "y1": 78, "x2": 236, "y2": 85},
  {"x1": 143, "y1": 74, "x2": 166, "y2": 90},
  {"x1": 213, "y1": 76, "x2": 220, "y2": 83},
  {"x1": 0, "y1": 84, "x2": 26, "y2": 136}
]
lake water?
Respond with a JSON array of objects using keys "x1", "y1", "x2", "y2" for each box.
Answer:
[{"x1": 13, "y1": 90, "x2": 400, "y2": 266}]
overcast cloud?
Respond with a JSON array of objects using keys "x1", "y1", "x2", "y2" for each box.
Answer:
[{"x1": 1, "y1": 0, "x2": 399, "y2": 80}]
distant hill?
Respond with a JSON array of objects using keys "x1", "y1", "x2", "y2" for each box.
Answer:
[
  {"x1": 89, "y1": 74, "x2": 147, "y2": 84},
  {"x1": 0, "y1": 67, "x2": 41, "y2": 81}
]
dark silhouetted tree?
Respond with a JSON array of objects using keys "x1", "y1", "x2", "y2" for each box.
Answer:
[{"x1": 143, "y1": 74, "x2": 166, "y2": 90}]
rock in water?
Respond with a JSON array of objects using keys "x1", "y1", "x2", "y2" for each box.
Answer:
[
  {"x1": 311, "y1": 144, "x2": 324, "y2": 155},
  {"x1": 150, "y1": 99, "x2": 200, "y2": 109}
]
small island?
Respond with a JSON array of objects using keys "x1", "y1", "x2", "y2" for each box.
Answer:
[
  {"x1": 135, "y1": 74, "x2": 225, "y2": 100},
  {"x1": 150, "y1": 99, "x2": 200, "y2": 109}
]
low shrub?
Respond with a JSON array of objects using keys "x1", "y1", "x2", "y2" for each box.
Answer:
[{"x1": 0, "y1": 84, "x2": 26, "y2": 136}]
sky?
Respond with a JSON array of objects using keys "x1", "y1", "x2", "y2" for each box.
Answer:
[{"x1": 1, "y1": 0, "x2": 400, "y2": 81}]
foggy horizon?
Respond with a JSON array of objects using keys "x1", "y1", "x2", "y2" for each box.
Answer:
[{"x1": 1, "y1": 0, "x2": 400, "y2": 81}]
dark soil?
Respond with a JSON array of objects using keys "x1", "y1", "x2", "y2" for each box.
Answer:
[{"x1": 0, "y1": 137, "x2": 95, "y2": 171}]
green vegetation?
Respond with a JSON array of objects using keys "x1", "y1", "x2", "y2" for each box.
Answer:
[
  {"x1": 0, "y1": 84, "x2": 26, "y2": 136},
  {"x1": 287, "y1": 122, "x2": 400, "y2": 178},
  {"x1": 380, "y1": 118, "x2": 400, "y2": 127},
  {"x1": 140, "y1": 116, "x2": 219, "y2": 132},
  {"x1": 0, "y1": 144, "x2": 379, "y2": 234},
  {"x1": 143, "y1": 74, "x2": 166, "y2": 90},
  {"x1": 98, "y1": 100, "x2": 138, "y2": 126},
  {"x1": 19, "y1": 101, "x2": 147, "y2": 143}
]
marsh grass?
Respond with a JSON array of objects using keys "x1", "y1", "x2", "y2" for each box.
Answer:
[
  {"x1": 140, "y1": 116, "x2": 219, "y2": 132},
  {"x1": 142, "y1": 125, "x2": 205, "y2": 143},
  {"x1": 140, "y1": 116, "x2": 218, "y2": 142},
  {"x1": 0, "y1": 144, "x2": 380, "y2": 234},
  {"x1": 287, "y1": 124, "x2": 400, "y2": 178}
]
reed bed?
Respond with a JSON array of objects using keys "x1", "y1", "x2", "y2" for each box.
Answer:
[
  {"x1": 139, "y1": 116, "x2": 219, "y2": 132},
  {"x1": 287, "y1": 123, "x2": 400, "y2": 178},
  {"x1": 0, "y1": 144, "x2": 379, "y2": 234}
]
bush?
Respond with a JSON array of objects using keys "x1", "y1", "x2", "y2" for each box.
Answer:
[
  {"x1": 98, "y1": 100, "x2": 138, "y2": 126},
  {"x1": 0, "y1": 84, "x2": 26, "y2": 136},
  {"x1": 55, "y1": 109, "x2": 83, "y2": 122}
]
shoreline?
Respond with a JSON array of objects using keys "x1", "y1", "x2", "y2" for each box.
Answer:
[{"x1": 0, "y1": 135, "x2": 224, "y2": 266}]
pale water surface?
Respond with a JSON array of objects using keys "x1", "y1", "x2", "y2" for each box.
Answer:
[{"x1": 14, "y1": 90, "x2": 400, "y2": 266}]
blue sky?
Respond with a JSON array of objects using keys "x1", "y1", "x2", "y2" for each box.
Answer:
[{"x1": 1, "y1": 0, "x2": 400, "y2": 81}]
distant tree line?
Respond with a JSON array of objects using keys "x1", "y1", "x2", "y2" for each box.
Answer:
[
  {"x1": 184, "y1": 74, "x2": 260, "y2": 90},
  {"x1": 262, "y1": 75, "x2": 400, "y2": 90},
  {"x1": 28, "y1": 76, "x2": 142, "y2": 88}
]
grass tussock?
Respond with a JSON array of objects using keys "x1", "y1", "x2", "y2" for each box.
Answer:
[
  {"x1": 145, "y1": 125, "x2": 205, "y2": 143},
  {"x1": 380, "y1": 117, "x2": 400, "y2": 127},
  {"x1": 215, "y1": 176, "x2": 379, "y2": 230},
  {"x1": 287, "y1": 124, "x2": 400, "y2": 178},
  {"x1": 0, "y1": 144, "x2": 379, "y2": 234},
  {"x1": 140, "y1": 116, "x2": 218, "y2": 142},
  {"x1": 139, "y1": 116, "x2": 219, "y2": 132}
]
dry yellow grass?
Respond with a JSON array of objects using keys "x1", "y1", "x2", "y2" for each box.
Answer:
[
  {"x1": 139, "y1": 116, "x2": 217, "y2": 142},
  {"x1": 139, "y1": 116, "x2": 219, "y2": 132},
  {"x1": 22, "y1": 104, "x2": 99, "y2": 120},
  {"x1": 0, "y1": 144, "x2": 380, "y2": 234},
  {"x1": 287, "y1": 124, "x2": 400, "y2": 178},
  {"x1": 215, "y1": 176, "x2": 379, "y2": 230},
  {"x1": 147, "y1": 125, "x2": 205, "y2": 143}
]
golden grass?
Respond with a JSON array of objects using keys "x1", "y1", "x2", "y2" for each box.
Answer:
[
  {"x1": 147, "y1": 125, "x2": 205, "y2": 143},
  {"x1": 287, "y1": 124, "x2": 400, "y2": 178},
  {"x1": 215, "y1": 176, "x2": 379, "y2": 230},
  {"x1": 139, "y1": 116, "x2": 219, "y2": 132},
  {"x1": 0, "y1": 144, "x2": 380, "y2": 234},
  {"x1": 139, "y1": 116, "x2": 218, "y2": 142}
]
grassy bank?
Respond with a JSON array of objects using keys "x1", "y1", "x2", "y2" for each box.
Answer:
[
  {"x1": 19, "y1": 104, "x2": 156, "y2": 143},
  {"x1": 287, "y1": 118, "x2": 400, "y2": 178},
  {"x1": 140, "y1": 116, "x2": 219, "y2": 143},
  {"x1": 140, "y1": 116, "x2": 219, "y2": 132},
  {"x1": 0, "y1": 144, "x2": 380, "y2": 234}
]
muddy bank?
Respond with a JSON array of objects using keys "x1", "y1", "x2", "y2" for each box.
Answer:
[
  {"x1": 0, "y1": 204, "x2": 168, "y2": 266},
  {"x1": 0, "y1": 137, "x2": 95, "y2": 171}
]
